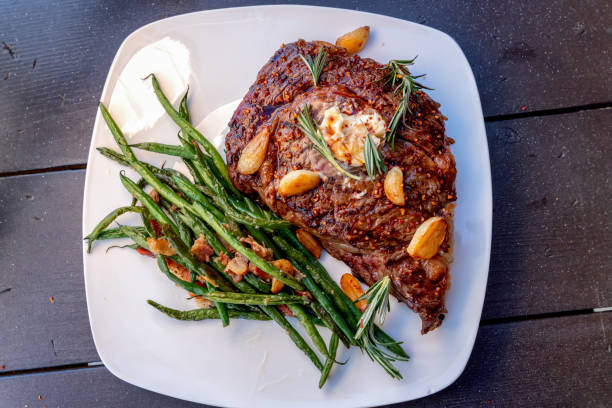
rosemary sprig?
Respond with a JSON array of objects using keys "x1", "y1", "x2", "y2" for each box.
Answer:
[
  {"x1": 296, "y1": 104, "x2": 361, "y2": 180},
  {"x1": 382, "y1": 58, "x2": 432, "y2": 149},
  {"x1": 354, "y1": 276, "x2": 408, "y2": 379},
  {"x1": 299, "y1": 47, "x2": 328, "y2": 86},
  {"x1": 363, "y1": 133, "x2": 386, "y2": 180}
]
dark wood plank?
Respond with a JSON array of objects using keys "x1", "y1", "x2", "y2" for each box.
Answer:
[
  {"x1": 1, "y1": 108, "x2": 610, "y2": 372},
  {"x1": 483, "y1": 107, "x2": 612, "y2": 319},
  {"x1": 1, "y1": 313, "x2": 609, "y2": 407},
  {"x1": 0, "y1": 171, "x2": 98, "y2": 372},
  {"x1": 1, "y1": 0, "x2": 610, "y2": 173}
]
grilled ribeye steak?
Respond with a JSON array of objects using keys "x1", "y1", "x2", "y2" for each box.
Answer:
[{"x1": 226, "y1": 40, "x2": 456, "y2": 333}]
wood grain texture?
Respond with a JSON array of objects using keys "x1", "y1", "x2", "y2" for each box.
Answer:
[
  {"x1": 483, "y1": 108, "x2": 612, "y2": 319},
  {"x1": 0, "y1": 313, "x2": 610, "y2": 407},
  {"x1": 0, "y1": 171, "x2": 98, "y2": 372},
  {"x1": 1, "y1": 0, "x2": 610, "y2": 173}
]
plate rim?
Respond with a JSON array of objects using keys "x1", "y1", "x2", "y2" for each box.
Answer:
[{"x1": 82, "y1": 4, "x2": 493, "y2": 407}]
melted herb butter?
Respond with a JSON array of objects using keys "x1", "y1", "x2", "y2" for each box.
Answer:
[{"x1": 320, "y1": 106, "x2": 386, "y2": 167}]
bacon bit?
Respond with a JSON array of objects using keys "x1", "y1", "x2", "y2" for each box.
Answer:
[
  {"x1": 240, "y1": 235, "x2": 273, "y2": 260},
  {"x1": 166, "y1": 258, "x2": 191, "y2": 282},
  {"x1": 214, "y1": 252, "x2": 230, "y2": 268},
  {"x1": 147, "y1": 237, "x2": 177, "y2": 256},
  {"x1": 277, "y1": 304, "x2": 294, "y2": 317},
  {"x1": 249, "y1": 262, "x2": 272, "y2": 282},
  {"x1": 191, "y1": 234, "x2": 214, "y2": 262},
  {"x1": 49, "y1": 296, "x2": 54, "y2": 303},
  {"x1": 137, "y1": 247, "x2": 155, "y2": 258},
  {"x1": 149, "y1": 220, "x2": 162, "y2": 237},
  {"x1": 225, "y1": 253, "x2": 249, "y2": 277},
  {"x1": 148, "y1": 189, "x2": 160, "y2": 204},
  {"x1": 226, "y1": 270, "x2": 244, "y2": 283}
]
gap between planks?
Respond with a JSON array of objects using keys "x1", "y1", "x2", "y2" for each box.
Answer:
[
  {"x1": 0, "y1": 101, "x2": 611, "y2": 180},
  {"x1": 0, "y1": 307, "x2": 609, "y2": 380}
]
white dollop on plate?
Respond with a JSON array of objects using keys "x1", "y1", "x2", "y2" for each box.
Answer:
[{"x1": 108, "y1": 37, "x2": 191, "y2": 137}]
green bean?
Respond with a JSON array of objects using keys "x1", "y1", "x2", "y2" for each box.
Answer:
[
  {"x1": 97, "y1": 148, "x2": 175, "y2": 187},
  {"x1": 140, "y1": 207, "x2": 157, "y2": 238},
  {"x1": 156, "y1": 255, "x2": 208, "y2": 296},
  {"x1": 243, "y1": 273, "x2": 271, "y2": 293},
  {"x1": 201, "y1": 292, "x2": 310, "y2": 306},
  {"x1": 201, "y1": 153, "x2": 242, "y2": 198},
  {"x1": 167, "y1": 208, "x2": 197, "y2": 282},
  {"x1": 130, "y1": 177, "x2": 147, "y2": 206},
  {"x1": 161, "y1": 223, "x2": 234, "y2": 293},
  {"x1": 310, "y1": 302, "x2": 351, "y2": 349},
  {"x1": 191, "y1": 201, "x2": 305, "y2": 291},
  {"x1": 149, "y1": 74, "x2": 232, "y2": 191},
  {"x1": 272, "y1": 235, "x2": 355, "y2": 343},
  {"x1": 319, "y1": 334, "x2": 339, "y2": 388},
  {"x1": 161, "y1": 206, "x2": 228, "y2": 326},
  {"x1": 373, "y1": 327, "x2": 410, "y2": 360},
  {"x1": 277, "y1": 230, "x2": 408, "y2": 358},
  {"x1": 168, "y1": 210, "x2": 193, "y2": 247},
  {"x1": 119, "y1": 173, "x2": 179, "y2": 236},
  {"x1": 182, "y1": 158, "x2": 204, "y2": 186},
  {"x1": 95, "y1": 226, "x2": 147, "y2": 241},
  {"x1": 171, "y1": 173, "x2": 226, "y2": 221},
  {"x1": 288, "y1": 304, "x2": 329, "y2": 358},
  {"x1": 177, "y1": 211, "x2": 225, "y2": 255},
  {"x1": 147, "y1": 300, "x2": 271, "y2": 321},
  {"x1": 85, "y1": 205, "x2": 144, "y2": 253},
  {"x1": 99, "y1": 101, "x2": 324, "y2": 371},
  {"x1": 129, "y1": 142, "x2": 196, "y2": 159},
  {"x1": 100, "y1": 102, "x2": 192, "y2": 213},
  {"x1": 118, "y1": 225, "x2": 150, "y2": 249},
  {"x1": 97, "y1": 147, "x2": 131, "y2": 167},
  {"x1": 178, "y1": 87, "x2": 190, "y2": 123},
  {"x1": 260, "y1": 305, "x2": 323, "y2": 371},
  {"x1": 207, "y1": 282, "x2": 230, "y2": 327}
]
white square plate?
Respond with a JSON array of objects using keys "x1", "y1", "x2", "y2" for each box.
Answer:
[{"x1": 83, "y1": 5, "x2": 492, "y2": 407}]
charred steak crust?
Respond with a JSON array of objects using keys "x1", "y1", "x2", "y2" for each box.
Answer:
[{"x1": 226, "y1": 40, "x2": 457, "y2": 333}]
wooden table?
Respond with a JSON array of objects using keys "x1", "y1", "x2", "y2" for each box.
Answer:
[{"x1": 1, "y1": 1, "x2": 610, "y2": 406}]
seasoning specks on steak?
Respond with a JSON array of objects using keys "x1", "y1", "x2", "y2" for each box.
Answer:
[{"x1": 225, "y1": 40, "x2": 457, "y2": 333}]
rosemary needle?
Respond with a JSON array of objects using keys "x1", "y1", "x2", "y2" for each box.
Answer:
[
  {"x1": 382, "y1": 59, "x2": 432, "y2": 149},
  {"x1": 299, "y1": 46, "x2": 328, "y2": 86},
  {"x1": 363, "y1": 133, "x2": 387, "y2": 180}
]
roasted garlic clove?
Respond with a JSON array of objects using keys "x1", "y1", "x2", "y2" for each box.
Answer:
[
  {"x1": 384, "y1": 166, "x2": 405, "y2": 205},
  {"x1": 296, "y1": 229, "x2": 322, "y2": 258},
  {"x1": 340, "y1": 273, "x2": 367, "y2": 312},
  {"x1": 237, "y1": 127, "x2": 270, "y2": 175},
  {"x1": 407, "y1": 216, "x2": 447, "y2": 259},
  {"x1": 336, "y1": 26, "x2": 370, "y2": 54},
  {"x1": 270, "y1": 259, "x2": 295, "y2": 294},
  {"x1": 278, "y1": 170, "x2": 321, "y2": 197}
]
